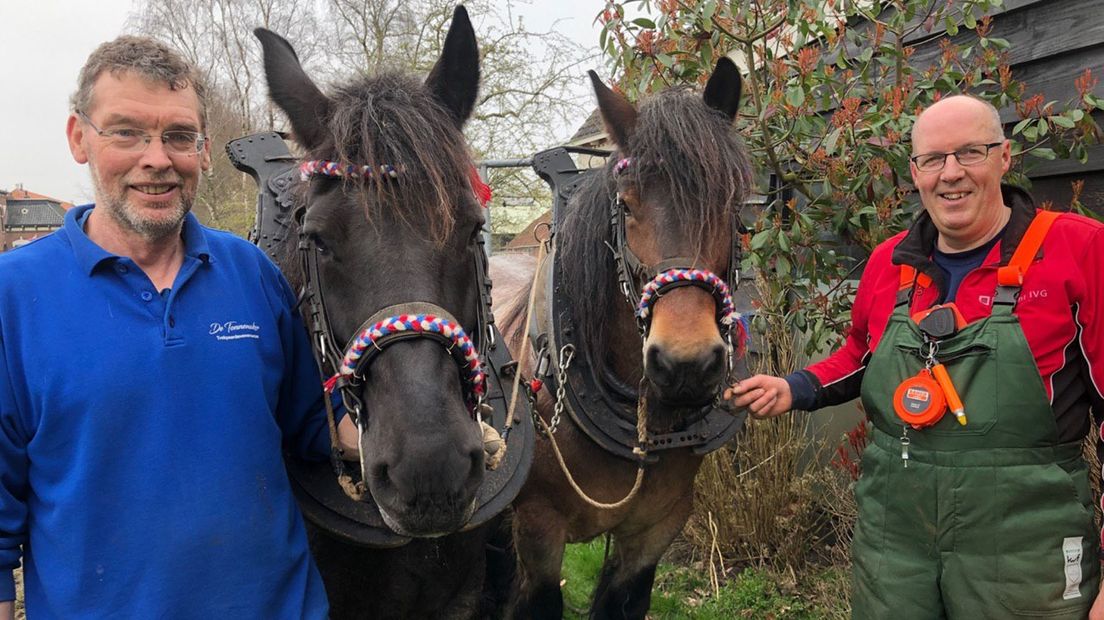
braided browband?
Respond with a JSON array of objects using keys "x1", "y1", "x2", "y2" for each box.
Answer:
[
  {"x1": 300, "y1": 160, "x2": 400, "y2": 181},
  {"x1": 614, "y1": 158, "x2": 632, "y2": 175},
  {"x1": 323, "y1": 313, "x2": 486, "y2": 411},
  {"x1": 299, "y1": 160, "x2": 493, "y2": 208},
  {"x1": 637, "y1": 268, "x2": 737, "y2": 326}
]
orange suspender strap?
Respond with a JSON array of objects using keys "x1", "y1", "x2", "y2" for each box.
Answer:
[
  {"x1": 997, "y1": 209, "x2": 1062, "y2": 287},
  {"x1": 897, "y1": 264, "x2": 932, "y2": 306},
  {"x1": 899, "y1": 265, "x2": 933, "y2": 290}
]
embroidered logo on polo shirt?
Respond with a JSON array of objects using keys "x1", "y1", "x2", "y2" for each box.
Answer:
[{"x1": 209, "y1": 321, "x2": 261, "y2": 341}]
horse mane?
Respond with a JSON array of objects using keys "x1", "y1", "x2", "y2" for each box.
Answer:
[
  {"x1": 316, "y1": 71, "x2": 474, "y2": 243},
  {"x1": 559, "y1": 86, "x2": 753, "y2": 366}
]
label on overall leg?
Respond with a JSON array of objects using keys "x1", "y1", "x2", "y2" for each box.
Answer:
[{"x1": 1062, "y1": 536, "x2": 1083, "y2": 600}]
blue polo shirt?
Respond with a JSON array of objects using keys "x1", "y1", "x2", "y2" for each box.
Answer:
[{"x1": 0, "y1": 205, "x2": 330, "y2": 618}]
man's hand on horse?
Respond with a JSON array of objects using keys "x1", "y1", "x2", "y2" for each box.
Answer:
[
  {"x1": 337, "y1": 415, "x2": 360, "y2": 461},
  {"x1": 725, "y1": 375, "x2": 793, "y2": 419}
]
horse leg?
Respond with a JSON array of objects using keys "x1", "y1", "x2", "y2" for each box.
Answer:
[
  {"x1": 509, "y1": 509, "x2": 567, "y2": 620},
  {"x1": 589, "y1": 499, "x2": 692, "y2": 620},
  {"x1": 478, "y1": 512, "x2": 515, "y2": 620}
]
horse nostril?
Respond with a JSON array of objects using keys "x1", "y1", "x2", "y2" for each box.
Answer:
[
  {"x1": 645, "y1": 345, "x2": 677, "y2": 387},
  {"x1": 700, "y1": 344, "x2": 726, "y2": 381},
  {"x1": 369, "y1": 462, "x2": 389, "y2": 483}
]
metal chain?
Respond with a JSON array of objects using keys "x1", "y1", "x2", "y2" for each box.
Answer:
[{"x1": 548, "y1": 344, "x2": 575, "y2": 434}]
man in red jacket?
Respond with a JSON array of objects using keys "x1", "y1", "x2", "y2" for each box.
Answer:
[{"x1": 730, "y1": 94, "x2": 1104, "y2": 619}]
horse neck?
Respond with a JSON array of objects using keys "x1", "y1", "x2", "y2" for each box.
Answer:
[{"x1": 553, "y1": 169, "x2": 649, "y2": 385}]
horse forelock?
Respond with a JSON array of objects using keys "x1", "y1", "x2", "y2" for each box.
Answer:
[
  {"x1": 625, "y1": 86, "x2": 753, "y2": 257},
  {"x1": 313, "y1": 71, "x2": 475, "y2": 245}
]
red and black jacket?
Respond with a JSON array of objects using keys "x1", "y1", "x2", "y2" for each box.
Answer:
[{"x1": 795, "y1": 185, "x2": 1104, "y2": 447}]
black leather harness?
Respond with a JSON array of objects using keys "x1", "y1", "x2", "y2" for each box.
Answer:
[{"x1": 229, "y1": 132, "x2": 534, "y2": 547}]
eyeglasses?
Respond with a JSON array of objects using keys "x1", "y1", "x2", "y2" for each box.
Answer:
[
  {"x1": 910, "y1": 142, "x2": 1003, "y2": 172},
  {"x1": 78, "y1": 111, "x2": 206, "y2": 156}
]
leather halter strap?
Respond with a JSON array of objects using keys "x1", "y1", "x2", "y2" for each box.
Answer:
[{"x1": 298, "y1": 226, "x2": 493, "y2": 424}]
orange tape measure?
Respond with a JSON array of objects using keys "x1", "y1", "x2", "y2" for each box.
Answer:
[{"x1": 893, "y1": 369, "x2": 946, "y2": 428}]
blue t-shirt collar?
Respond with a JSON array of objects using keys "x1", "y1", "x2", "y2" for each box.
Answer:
[{"x1": 61, "y1": 204, "x2": 213, "y2": 275}]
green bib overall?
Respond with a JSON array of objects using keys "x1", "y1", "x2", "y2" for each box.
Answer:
[{"x1": 852, "y1": 232, "x2": 1099, "y2": 618}]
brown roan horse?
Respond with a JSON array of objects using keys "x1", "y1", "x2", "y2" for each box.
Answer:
[
  {"x1": 491, "y1": 58, "x2": 753, "y2": 619},
  {"x1": 254, "y1": 8, "x2": 521, "y2": 618}
]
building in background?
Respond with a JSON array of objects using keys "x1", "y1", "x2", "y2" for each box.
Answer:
[{"x1": 0, "y1": 186, "x2": 72, "y2": 251}]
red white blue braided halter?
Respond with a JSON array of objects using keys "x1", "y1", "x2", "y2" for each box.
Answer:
[
  {"x1": 614, "y1": 159, "x2": 737, "y2": 325},
  {"x1": 300, "y1": 160, "x2": 493, "y2": 412},
  {"x1": 323, "y1": 313, "x2": 486, "y2": 411},
  {"x1": 636, "y1": 268, "x2": 737, "y2": 326}
]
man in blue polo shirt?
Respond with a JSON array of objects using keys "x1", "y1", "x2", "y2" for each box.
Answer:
[{"x1": 0, "y1": 36, "x2": 350, "y2": 618}]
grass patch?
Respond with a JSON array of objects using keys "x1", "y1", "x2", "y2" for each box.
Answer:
[{"x1": 562, "y1": 540, "x2": 848, "y2": 619}]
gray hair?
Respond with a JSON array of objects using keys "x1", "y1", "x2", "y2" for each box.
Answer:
[
  {"x1": 71, "y1": 36, "x2": 208, "y2": 129},
  {"x1": 913, "y1": 93, "x2": 1005, "y2": 144}
]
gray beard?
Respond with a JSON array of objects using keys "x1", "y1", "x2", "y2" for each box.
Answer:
[{"x1": 89, "y1": 167, "x2": 193, "y2": 242}]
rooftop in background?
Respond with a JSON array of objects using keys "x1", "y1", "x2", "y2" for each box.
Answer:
[{"x1": 1, "y1": 186, "x2": 74, "y2": 251}]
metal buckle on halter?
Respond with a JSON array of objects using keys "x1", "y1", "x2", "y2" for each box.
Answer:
[{"x1": 486, "y1": 324, "x2": 497, "y2": 350}]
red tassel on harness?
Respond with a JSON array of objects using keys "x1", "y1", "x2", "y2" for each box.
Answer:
[
  {"x1": 470, "y1": 167, "x2": 492, "y2": 208},
  {"x1": 732, "y1": 317, "x2": 750, "y2": 359},
  {"x1": 323, "y1": 374, "x2": 340, "y2": 394}
]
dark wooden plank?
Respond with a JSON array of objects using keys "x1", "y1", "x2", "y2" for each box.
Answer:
[
  {"x1": 848, "y1": 0, "x2": 1044, "y2": 46},
  {"x1": 1018, "y1": 142, "x2": 1104, "y2": 176},
  {"x1": 996, "y1": 46, "x2": 1104, "y2": 124},
  {"x1": 1028, "y1": 171, "x2": 1104, "y2": 216},
  {"x1": 906, "y1": 0, "x2": 1104, "y2": 69}
]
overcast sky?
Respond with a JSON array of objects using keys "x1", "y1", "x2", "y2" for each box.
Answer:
[{"x1": 0, "y1": 0, "x2": 603, "y2": 204}]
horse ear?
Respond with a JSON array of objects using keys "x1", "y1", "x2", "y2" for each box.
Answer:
[
  {"x1": 588, "y1": 70, "x2": 637, "y2": 149},
  {"x1": 425, "y1": 5, "x2": 480, "y2": 126},
  {"x1": 703, "y1": 56, "x2": 743, "y2": 122},
  {"x1": 254, "y1": 27, "x2": 331, "y2": 149}
]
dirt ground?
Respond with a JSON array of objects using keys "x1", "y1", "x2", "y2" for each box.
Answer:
[{"x1": 13, "y1": 568, "x2": 23, "y2": 619}]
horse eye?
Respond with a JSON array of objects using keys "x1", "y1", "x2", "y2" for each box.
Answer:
[
  {"x1": 620, "y1": 197, "x2": 637, "y2": 218},
  {"x1": 308, "y1": 233, "x2": 332, "y2": 256}
]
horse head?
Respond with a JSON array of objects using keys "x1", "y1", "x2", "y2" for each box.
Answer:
[
  {"x1": 256, "y1": 7, "x2": 487, "y2": 537},
  {"x1": 585, "y1": 58, "x2": 752, "y2": 420}
]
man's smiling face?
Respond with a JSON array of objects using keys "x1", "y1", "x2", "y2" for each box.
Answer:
[
  {"x1": 67, "y1": 70, "x2": 210, "y2": 241},
  {"x1": 910, "y1": 96, "x2": 1011, "y2": 250}
]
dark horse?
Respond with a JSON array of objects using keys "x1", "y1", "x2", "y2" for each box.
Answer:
[
  {"x1": 254, "y1": 8, "x2": 526, "y2": 618},
  {"x1": 492, "y1": 58, "x2": 753, "y2": 619}
]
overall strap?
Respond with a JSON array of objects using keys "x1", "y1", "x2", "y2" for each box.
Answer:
[
  {"x1": 993, "y1": 209, "x2": 1062, "y2": 308},
  {"x1": 897, "y1": 264, "x2": 932, "y2": 308}
]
